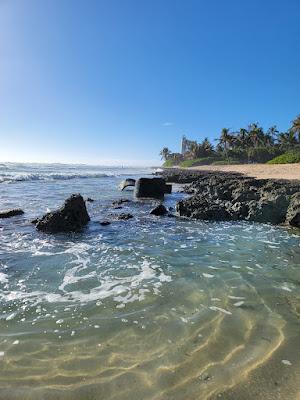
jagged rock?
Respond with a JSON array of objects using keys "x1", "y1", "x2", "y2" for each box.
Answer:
[
  {"x1": 135, "y1": 178, "x2": 166, "y2": 199},
  {"x1": 247, "y1": 194, "x2": 290, "y2": 224},
  {"x1": 35, "y1": 194, "x2": 90, "y2": 233},
  {"x1": 286, "y1": 192, "x2": 300, "y2": 228},
  {"x1": 228, "y1": 201, "x2": 249, "y2": 220},
  {"x1": 0, "y1": 209, "x2": 24, "y2": 218},
  {"x1": 150, "y1": 204, "x2": 168, "y2": 216},
  {"x1": 177, "y1": 197, "x2": 231, "y2": 221},
  {"x1": 99, "y1": 221, "x2": 111, "y2": 226},
  {"x1": 172, "y1": 171, "x2": 300, "y2": 226}
]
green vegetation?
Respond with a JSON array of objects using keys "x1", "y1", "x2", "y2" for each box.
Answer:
[
  {"x1": 160, "y1": 114, "x2": 300, "y2": 166},
  {"x1": 179, "y1": 157, "x2": 218, "y2": 168},
  {"x1": 267, "y1": 149, "x2": 300, "y2": 164},
  {"x1": 162, "y1": 159, "x2": 178, "y2": 167}
]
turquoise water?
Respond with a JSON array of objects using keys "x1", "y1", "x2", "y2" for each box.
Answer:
[{"x1": 0, "y1": 163, "x2": 299, "y2": 400}]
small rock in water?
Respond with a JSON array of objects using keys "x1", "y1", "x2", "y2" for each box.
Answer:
[
  {"x1": 0, "y1": 209, "x2": 24, "y2": 218},
  {"x1": 150, "y1": 204, "x2": 168, "y2": 216},
  {"x1": 99, "y1": 221, "x2": 111, "y2": 226},
  {"x1": 112, "y1": 199, "x2": 131, "y2": 206},
  {"x1": 116, "y1": 213, "x2": 133, "y2": 220},
  {"x1": 86, "y1": 197, "x2": 95, "y2": 202}
]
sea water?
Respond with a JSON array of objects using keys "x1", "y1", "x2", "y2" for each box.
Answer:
[{"x1": 0, "y1": 163, "x2": 299, "y2": 400}]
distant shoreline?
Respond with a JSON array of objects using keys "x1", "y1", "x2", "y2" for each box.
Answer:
[{"x1": 164, "y1": 163, "x2": 300, "y2": 181}]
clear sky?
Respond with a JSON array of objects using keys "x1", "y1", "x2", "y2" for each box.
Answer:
[{"x1": 0, "y1": 0, "x2": 299, "y2": 165}]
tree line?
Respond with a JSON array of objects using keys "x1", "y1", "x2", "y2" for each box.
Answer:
[{"x1": 160, "y1": 114, "x2": 300, "y2": 165}]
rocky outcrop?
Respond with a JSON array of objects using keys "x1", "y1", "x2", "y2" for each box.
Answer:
[
  {"x1": 175, "y1": 173, "x2": 300, "y2": 227},
  {"x1": 286, "y1": 192, "x2": 300, "y2": 228},
  {"x1": 35, "y1": 194, "x2": 90, "y2": 233},
  {"x1": 0, "y1": 209, "x2": 24, "y2": 218},
  {"x1": 150, "y1": 204, "x2": 168, "y2": 216},
  {"x1": 135, "y1": 178, "x2": 166, "y2": 199}
]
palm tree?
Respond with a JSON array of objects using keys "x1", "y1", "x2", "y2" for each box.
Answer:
[
  {"x1": 217, "y1": 128, "x2": 233, "y2": 151},
  {"x1": 159, "y1": 147, "x2": 171, "y2": 160},
  {"x1": 202, "y1": 137, "x2": 214, "y2": 155},
  {"x1": 277, "y1": 131, "x2": 297, "y2": 147},
  {"x1": 248, "y1": 123, "x2": 264, "y2": 147},
  {"x1": 265, "y1": 126, "x2": 278, "y2": 146},
  {"x1": 290, "y1": 115, "x2": 300, "y2": 142},
  {"x1": 236, "y1": 128, "x2": 249, "y2": 149}
]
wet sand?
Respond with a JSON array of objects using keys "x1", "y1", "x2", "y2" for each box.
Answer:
[{"x1": 188, "y1": 163, "x2": 300, "y2": 181}]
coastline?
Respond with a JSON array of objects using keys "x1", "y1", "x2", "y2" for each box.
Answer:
[{"x1": 166, "y1": 163, "x2": 300, "y2": 181}]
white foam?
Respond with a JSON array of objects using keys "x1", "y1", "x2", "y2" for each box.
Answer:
[
  {"x1": 0, "y1": 272, "x2": 8, "y2": 284},
  {"x1": 203, "y1": 273, "x2": 214, "y2": 278}
]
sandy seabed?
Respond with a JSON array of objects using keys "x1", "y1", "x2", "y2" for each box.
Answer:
[{"x1": 188, "y1": 163, "x2": 300, "y2": 181}]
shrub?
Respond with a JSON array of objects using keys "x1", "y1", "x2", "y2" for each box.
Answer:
[
  {"x1": 247, "y1": 146, "x2": 282, "y2": 163},
  {"x1": 267, "y1": 149, "x2": 300, "y2": 164},
  {"x1": 179, "y1": 157, "x2": 218, "y2": 168},
  {"x1": 163, "y1": 159, "x2": 178, "y2": 167}
]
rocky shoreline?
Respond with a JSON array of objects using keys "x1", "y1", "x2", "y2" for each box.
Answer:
[
  {"x1": 157, "y1": 168, "x2": 300, "y2": 228},
  {"x1": 1, "y1": 170, "x2": 299, "y2": 232}
]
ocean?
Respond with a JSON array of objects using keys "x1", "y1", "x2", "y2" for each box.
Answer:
[{"x1": 0, "y1": 162, "x2": 299, "y2": 399}]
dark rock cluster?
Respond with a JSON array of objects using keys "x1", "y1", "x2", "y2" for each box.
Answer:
[{"x1": 176, "y1": 173, "x2": 300, "y2": 227}]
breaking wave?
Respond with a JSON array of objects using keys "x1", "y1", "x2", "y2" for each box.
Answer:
[{"x1": 0, "y1": 172, "x2": 115, "y2": 183}]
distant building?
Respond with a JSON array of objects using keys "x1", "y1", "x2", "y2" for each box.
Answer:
[{"x1": 181, "y1": 135, "x2": 194, "y2": 155}]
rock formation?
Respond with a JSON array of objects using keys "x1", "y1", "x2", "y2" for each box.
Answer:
[{"x1": 35, "y1": 194, "x2": 90, "y2": 233}]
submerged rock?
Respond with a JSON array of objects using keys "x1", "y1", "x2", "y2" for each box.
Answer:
[
  {"x1": 112, "y1": 198, "x2": 131, "y2": 206},
  {"x1": 35, "y1": 194, "x2": 90, "y2": 233},
  {"x1": 150, "y1": 204, "x2": 168, "y2": 216},
  {"x1": 286, "y1": 192, "x2": 300, "y2": 228},
  {"x1": 99, "y1": 221, "x2": 111, "y2": 226},
  {"x1": 0, "y1": 209, "x2": 24, "y2": 218},
  {"x1": 86, "y1": 197, "x2": 95, "y2": 202},
  {"x1": 115, "y1": 213, "x2": 133, "y2": 220}
]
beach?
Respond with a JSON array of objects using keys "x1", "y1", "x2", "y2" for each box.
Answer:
[{"x1": 188, "y1": 163, "x2": 300, "y2": 181}]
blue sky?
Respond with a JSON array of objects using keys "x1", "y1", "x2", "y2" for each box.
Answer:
[{"x1": 0, "y1": 0, "x2": 299, "y2": 165}]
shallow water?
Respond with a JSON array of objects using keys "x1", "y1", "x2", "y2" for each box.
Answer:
[{"x1": 0, "y1": 163, "x2": 300, "y2": 400}]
